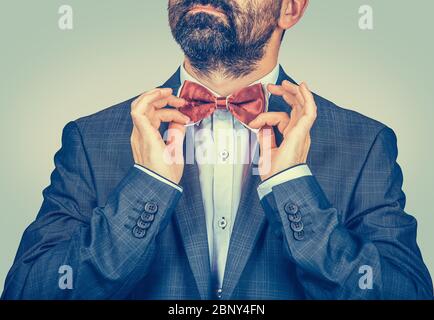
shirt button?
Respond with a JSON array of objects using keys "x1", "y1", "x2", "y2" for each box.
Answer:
[
  {"x1": 216, "y1": 288, "x2": 223, "y2": 299},
  {"x1": 220, "y1": 150, "x2": 230, "y2": 161},
  {"x1": 218, "y1": 217, "x2": 228, "y2": 229}
]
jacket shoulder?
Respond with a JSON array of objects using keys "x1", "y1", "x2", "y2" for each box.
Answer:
[
  {"x1": 72, "y1": 96, "x2": 137, "y2": 137},
  {"x1": 313, "y1": 93, "x2": 389, "y2": 142}
]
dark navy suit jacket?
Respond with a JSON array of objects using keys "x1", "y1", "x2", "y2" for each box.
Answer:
[{"x1": 2, "y1": 67, "x2": 433, "y2": 299}]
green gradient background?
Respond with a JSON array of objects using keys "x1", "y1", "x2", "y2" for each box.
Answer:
[{"x1": 1, "y1": 0, "x2": 433, "y2": 291}]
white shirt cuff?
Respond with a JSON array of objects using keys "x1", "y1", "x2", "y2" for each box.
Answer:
[
  {"x1": 257, "y1": 164, "x2": 312, "y2": 200},
  {"x1": 134, "y1": 164, "x2": 183, "y2": 193}
]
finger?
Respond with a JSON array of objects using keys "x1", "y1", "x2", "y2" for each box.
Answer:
[
  {"x1": 167, "y1": 122, "x2": 187, "y2": 145},
  {"x1": 268, "y1": 81, "x2": 299, "y2": 95},
  {"x1": 282, "y1": 80, "x2": 305, "y2": 106},
  {"x1": 299, "y1": 82, "x2": 317, "y2": 120},
  {"x1": 130, "y1": 127, "x2": 140, "y2": 161},
  {"x1": 166, "y1": 122, "x2": 186, "y2": 164},
  {"x1": 132, "y1": 88, "x2": 173, "y2": 114},
  {"x1": 248, "y1": 112, "x2": 290, "y2": 134},
  {"x1": 131, "y1": 88, "x2": 159, "y2": 108},
  {"x1": 134, "y1": 88, "x2": 173, "y2": 107},
  {"x1": 155, "y1": 109, "x2": 190, "y2": 124},
  {"x1": 131, "y1": 114, "x2": 163, "y2": 146},
  {"x1": 296, "y1": 114, "x2": 316, "y2": 134},
  {"x1": 281, "y1": 93, "x2": 300, "y2": 109},
  {"x1": 249, "y1": 112, "x2": 288, "y2": 128},
  {"x1": 302, "y1": 134, "x2": 311, "y2": 162},
  {"x1": 267, "y1": 83, "x2": 303, "y2": 109},
  {"x1": 258, "y1": 125, "x2": 277, "y2": 152},
  {"x1": 153, "y1": 95, "x2": 186, "y2": 109},
  {"x1": 267, "y1": 84, "x2": 287, "y2": 96},
  {"x1": 281, "y1": 80, "x2": 300, "y2": 94},
  {"x1": 168, "y1": 95, "x2": 187, "y2": 108}
]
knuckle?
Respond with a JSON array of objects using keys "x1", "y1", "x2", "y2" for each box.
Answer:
[
  {"x1": 139, "y1": 97, "x2": 151, "y2": 106},
  {"x1": 131, "y1": 98, "x2": 140, "y2": 110},
  {"x1": 130, "y1": 110, "x2": 139, "y2": 118},
  {"x1": 144, "y1": 88, "x2": 159, "y2": 97}
]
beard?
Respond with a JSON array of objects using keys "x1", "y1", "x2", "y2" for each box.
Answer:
[{"x1": 168, "y1": 0, "x2": 282, "y2": 78}]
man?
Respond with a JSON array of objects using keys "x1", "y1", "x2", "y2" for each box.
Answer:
[{"x1": 2, "y1": 0, "x2": 432, "y2": 300}]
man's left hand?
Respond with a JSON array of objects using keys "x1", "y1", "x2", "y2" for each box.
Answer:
[{"x1": 249, "y1": 80, "x2": 317, "y2": 181}]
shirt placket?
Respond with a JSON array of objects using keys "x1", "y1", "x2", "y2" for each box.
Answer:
[{"x1": 212, "y1": 110, "x2": 235, "y2": 288}]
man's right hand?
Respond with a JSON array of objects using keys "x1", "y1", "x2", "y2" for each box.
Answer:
[{"x1": 130, "y1": 88, "x2": 189, "y2": 184}]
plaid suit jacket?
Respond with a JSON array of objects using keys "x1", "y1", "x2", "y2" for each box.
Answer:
[{"x1": 2, "y1": 67, "x2": 432, "y2": 300}]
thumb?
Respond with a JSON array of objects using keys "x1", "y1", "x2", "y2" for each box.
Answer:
[
  {"x1": 257, "y1": 125, "x2": 276, "y2": 155},
  {"x1": 165, "y1": 122, "x2": 186, "y2": 164},
  {"x1": 257, "y1": 125, "x2": 275, "y2": 179}
]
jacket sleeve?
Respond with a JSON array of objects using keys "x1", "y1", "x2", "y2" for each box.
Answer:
[
  {"x1": 1, "y1": 121, "x2": 182, "y2": 299},
  {"x1": 261, "y1": 126, "x2": 433, "y2": 299}
]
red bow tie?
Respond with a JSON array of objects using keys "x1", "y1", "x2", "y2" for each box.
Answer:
[{"x1": 178, "y1": 80, "x2": 266, "y2": 126}]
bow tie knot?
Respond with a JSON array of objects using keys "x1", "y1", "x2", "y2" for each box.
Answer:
[
  {"x1": 215, "y1": 97, "x2": 228, "y2": 110},
  {"x1": 178, "y1": 80, "x2": 266, "y2": 126}
]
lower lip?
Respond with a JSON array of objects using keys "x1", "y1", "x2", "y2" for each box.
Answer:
[{"x1": 189, "y1": 6, "x2": 225, "y2": 16}]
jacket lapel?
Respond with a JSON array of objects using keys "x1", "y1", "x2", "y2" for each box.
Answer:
[
  {"x1": 159, "y1": 70, "x2": 212, "y2": 300},
  {"x1": 220, "y1": 168, "x2": 266, "y2": 299},
  {"x1": 175, "y1": 162, "x2": 212, "y2": 300},
  {"x1": 221, "y1": 67, "x2": 298, "y2": 299}
]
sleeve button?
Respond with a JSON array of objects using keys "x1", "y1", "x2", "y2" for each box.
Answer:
[
  {"x1": 290, "y1": 221, "x2": 304, "y2": 232},
  {"x1": 137, "y1": 219, "x2": 152, "y2": 229},
  {"x1": 140, "y1": 212, "x2": 155, "y2": 222},
  {"x1": 284, "y1": 203, "x2": 299, "y2": 215},
  {"x1": 287, "y1": 211, "x2": 302, "y2": 223},
  {"x1": 144, "y1": 201, "x2": 158, "y2": 214},
  {"x1": 132, "y1": 226, "x2": 147, "y2": 239},
  {"x1": 294, "y1": 230, "x2": 305, "y2": 241}
]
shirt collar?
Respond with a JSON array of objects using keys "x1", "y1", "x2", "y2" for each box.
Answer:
[{"x1": 179, "y1": 63, "x2": 280, "y2": 98}]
